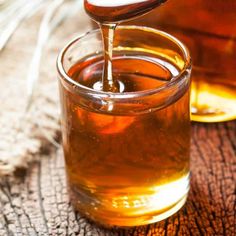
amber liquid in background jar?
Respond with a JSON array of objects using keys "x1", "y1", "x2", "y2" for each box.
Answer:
[{"x1": 131, "y1": 0, "x2": 236, "y2": 122}]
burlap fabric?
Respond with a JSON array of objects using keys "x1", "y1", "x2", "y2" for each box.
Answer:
[{"x1": 0, "y1": 5, "x2": 92, "y2": 175}]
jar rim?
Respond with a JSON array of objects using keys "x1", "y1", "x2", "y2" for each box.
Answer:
[{"x1": 57, "y1": 25, "x2": 191, "y2": 99}]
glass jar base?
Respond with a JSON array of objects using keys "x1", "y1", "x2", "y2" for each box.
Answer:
[
  {"x1": 69, "y1": 174, "x2": 189, "y2": 227},
  {"x1": 191, "y1": 102, "x2": 236, "y2": 122},
  {"x1": 191, "y1": 112, "x2": 236, "y2": 123},
  {"x1": 191, "y1": 80, "x2": 236, "y2": 122}
]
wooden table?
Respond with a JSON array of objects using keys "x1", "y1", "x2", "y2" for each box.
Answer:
[{"x1": 0, "y1": 122, "x2": 235, "y2": 236}]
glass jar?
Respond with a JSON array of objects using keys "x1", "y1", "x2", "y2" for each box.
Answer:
[
  {"x1": 132, "y1": 0, "x2": 236, "y2": 122},
  {"x1": 57, "y1": 26, "x2": 191, "y2": 227}
]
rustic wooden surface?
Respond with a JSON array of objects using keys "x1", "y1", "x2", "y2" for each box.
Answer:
[{"x1": 0, "y1": 121, "x2": 235, "y2": 236}]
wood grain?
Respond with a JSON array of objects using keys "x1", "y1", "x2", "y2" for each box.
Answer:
[{"x1": 0, "y1": 122, "x2": 235, "y2": 236}]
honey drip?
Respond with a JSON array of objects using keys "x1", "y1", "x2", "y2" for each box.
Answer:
[{"x1": 84, "y1": 0, "x2": 167, "y2": 92}]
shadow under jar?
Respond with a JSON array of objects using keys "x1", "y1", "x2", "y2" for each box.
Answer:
[{"x1": 57, "y1": 26, "x2": 191, "y2": 227}]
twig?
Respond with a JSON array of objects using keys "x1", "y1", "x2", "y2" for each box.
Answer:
[
  {"x1": 26, "y1": 0, "x2": 65, "y2": 111},
  {"x1": 0, "y1": 0, "x2": 45, "y2": 51},
  {"x1": 25, "y1": 0, "x2": 81, "y2": 148}
]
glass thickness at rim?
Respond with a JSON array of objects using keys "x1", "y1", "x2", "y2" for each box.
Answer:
[{"x1": 57, "y1": 25, "x2": 191, "y2": 99}]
